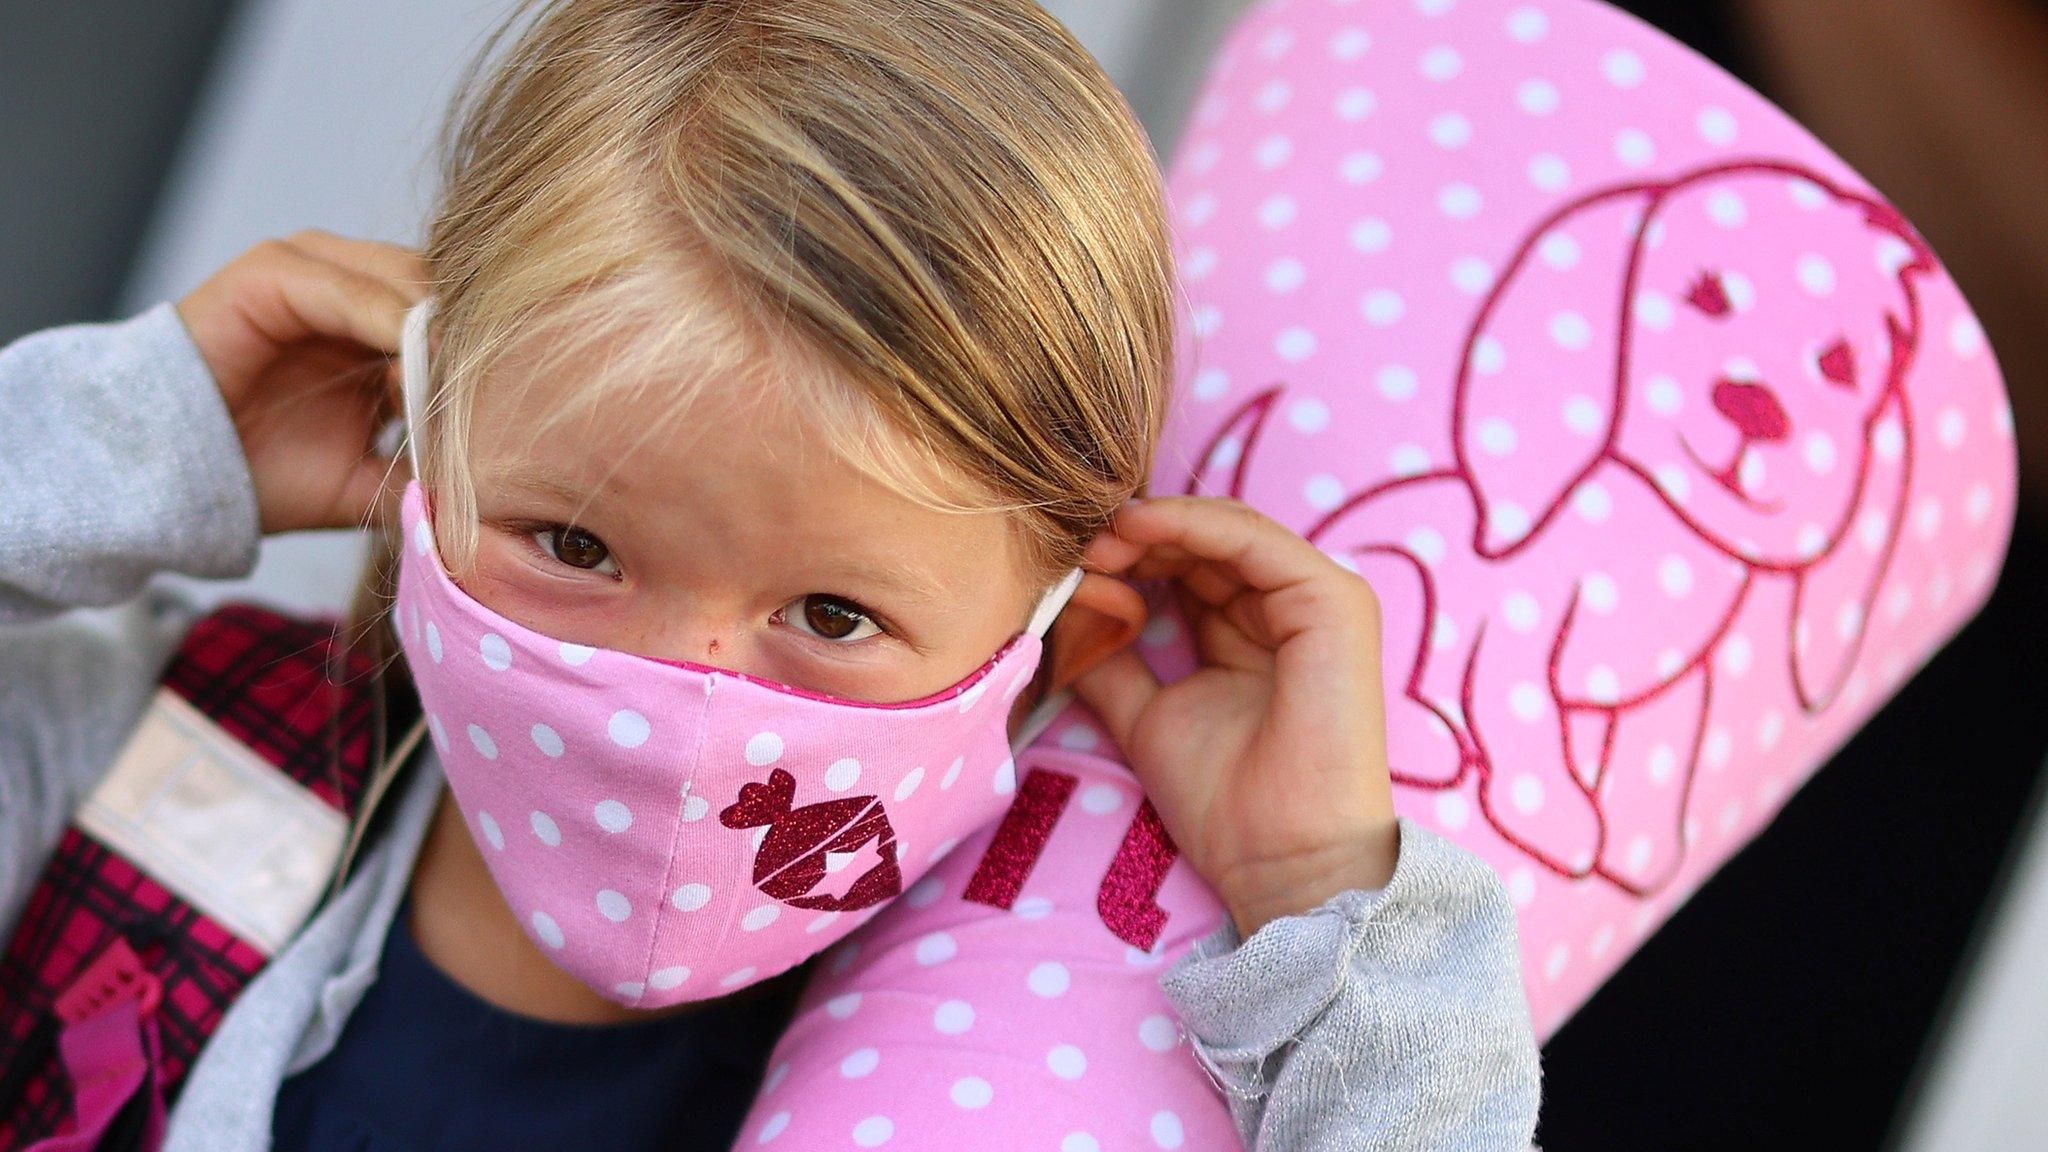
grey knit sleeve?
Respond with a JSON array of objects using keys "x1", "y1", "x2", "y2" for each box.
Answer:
[
  {"x1": 0, "y1": 299, "x2": 261, "y2": 623},
  {"x1": 1157, "y1": 818, "x2": 1541, "y2": 1150},
  {"x1": 0, "y1": 300, "x2": 260, "y2": 932}
]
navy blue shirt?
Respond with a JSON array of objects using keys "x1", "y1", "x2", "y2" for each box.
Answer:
[{"x1": 271, "y1": 898, "x2": 803, "y2": 1152}]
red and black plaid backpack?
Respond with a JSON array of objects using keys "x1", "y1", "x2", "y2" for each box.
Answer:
[{"x1": 0, "y1": 605, "x2": 395, "y2": 1151}]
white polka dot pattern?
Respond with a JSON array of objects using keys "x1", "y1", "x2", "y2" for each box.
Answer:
[{"x1": 413, "y1": 2, "x2": 2011, "y2": 1146}]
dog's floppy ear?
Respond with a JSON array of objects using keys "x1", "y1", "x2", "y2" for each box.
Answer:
[
  {"x1": 1456, "y1": 189, "x2": 1655, "y2": 557},
  {"x1": 1789, "y1": 381, "x2": 1912, "y2": 713}
]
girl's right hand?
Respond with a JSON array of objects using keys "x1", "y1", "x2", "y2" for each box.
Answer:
[{"x1": 175, "y1": 229, "x2": 429, "y2": 535}]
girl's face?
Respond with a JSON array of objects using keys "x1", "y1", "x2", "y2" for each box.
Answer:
[{"x1": 451, "y1": 341, "x2": 1053, "y2": 712}]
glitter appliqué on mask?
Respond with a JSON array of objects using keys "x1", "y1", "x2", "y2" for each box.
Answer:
[{"x1": 722, "y1": 768, "x2": 904, "y2": 910}]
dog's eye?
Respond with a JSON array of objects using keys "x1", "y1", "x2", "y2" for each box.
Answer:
[
  {"x1": 1817, "y1": 336, "x2": 1857, "y2": 390},
  {"x1": 1685, "y1": 271, "x2": 1733, "y2": 319}
]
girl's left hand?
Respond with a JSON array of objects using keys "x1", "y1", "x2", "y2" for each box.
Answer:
[{"x1": 1074, "y1": 496, "x2": 1400, "y2": 939}]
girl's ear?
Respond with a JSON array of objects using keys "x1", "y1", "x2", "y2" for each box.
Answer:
[{"x1": 1042, "y1": 571, "x2": 1148, "y2": 694}]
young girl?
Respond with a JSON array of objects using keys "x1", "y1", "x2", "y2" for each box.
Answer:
[{"x1": 0, "y1": 1, "x2": 1538, "y2": 1149}]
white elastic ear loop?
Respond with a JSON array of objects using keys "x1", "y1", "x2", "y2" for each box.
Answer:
[
  {"x1": 398, "y1": 296, "x2": 436, "y2": 479},
  {"x1": 1011, "y1": 567, "x2": 1086, "y2": 749},
  {"x1": 1025, "y1": 567, "x2": 1084, "y2": 639}
]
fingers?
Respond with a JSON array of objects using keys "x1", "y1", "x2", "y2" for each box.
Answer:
[
  {"x1": 1070, "y1": 647, "x2": 1163, "y2": 753},
  {"x1": 1107, "y1": 497, "x2": 1324, "y2": 586},
  {"x1": 182, "y1": 234, "x2": 429, "y2": 405},
  {"x1": 254, "y1": 234, "x2": 422, "y2": 357},
  {"x1": 281, "y1": 229, "x2": 431, "y2": 300}
]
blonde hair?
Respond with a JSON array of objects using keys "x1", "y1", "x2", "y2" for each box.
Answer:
[
  {"x1": 401, "y1": 0, "x2": 1173, "y2": 572},
  {"x1": 343, "y1": 0, "x2": 1176, "y2": 774}
]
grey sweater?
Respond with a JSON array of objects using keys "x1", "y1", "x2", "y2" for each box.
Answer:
[{"x1": 0, "y1": 300, "x2": 1541, "y2": 1151}]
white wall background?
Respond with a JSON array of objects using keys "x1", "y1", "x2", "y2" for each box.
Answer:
[{"x1": 114, "y1": 0, "x2": 2043, "y2": 1143}]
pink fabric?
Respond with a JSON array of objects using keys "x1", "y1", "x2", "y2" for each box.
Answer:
[
  {"x1": 394, "y1": 482, "x2": 1054, "y2": 1006},
  {"x1": 717, "y1": 0, "x2": 2017, "y2": 1145}
]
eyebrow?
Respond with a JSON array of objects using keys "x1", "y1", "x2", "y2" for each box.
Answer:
[
  {"x1": 824, "y1": 559, "x2": 949, "y2": 606},
  {"x1": 483, "y1": 463, "x2": 600, "y2": 509}
]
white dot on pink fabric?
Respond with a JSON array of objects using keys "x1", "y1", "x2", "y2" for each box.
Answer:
[
  {"x1": 1508, "y1": 869, "x2": 1537, "y2": 907},
  {"x1": 1528, "y1": 153, "x2": 1571, "y2": 191},
  {"x1": 1438, "y1": 183, "x2": 1483, "y2": 219},
  {"x1": 530, "y1": 911, "x2": 564, "y2": 949},
  {"x1": 529, "y1": 811, "x2": 561, "y2": 847},
  {"x1": 1377, "y1": 364, "x2": 1419, "y2": 401},
  {"x1": 1341, "y1": 151, "x2": 1386, "y2": 184},
  {"x1": 756, "y1": 1112, "x2": 790, "y2": 1143},
  {"x1": 1517, "y1": 78, "x2": 1561, "y2": 116},
  {"x1": 1429, "y1": 112, "x2": 1473, "y2": 148},
  {"x1": 827, "y1": 992, "x2": 863, "y2": 1019},
  {"x1": 607, "y1": 710, "x2": 650, "y2": 748},
  {"x1": 1334, "y1": 87, "x2": 1376, "y2": 121},
  {"x1": 1698, "y1": 105, "x2": 1739, "y2": 144},
  {"x1": 933, "y1": 1000, "x2": 974, "y2": 1034},
  {"x1": 1614, "y1": 128, "x2": 1656, "y2": 167},
  {"x1": 1139, "y1": 1015, "x2": 1178, "y2": 1052},
  {"x1": 1151, "y1": 1111, "x2": 1187, "y2": 1149},
  {"x1": 824, "y1": 758, "x2": 861, "y2": 792},
  {"x1": 558, "y1": 642, "x2": 595, "y2": 666},
  {"x1": 743, "y1": 905, "x2": 781, "y2": 932},
  {"x1": 671, "y1": 883, "x2": 711, "y2": 912},
  {"x1": 1435, "y1": 791, "x2": 1470, "y2": 830},
  {"x1": 1502, "y1": 592, "x2": 1541, "y2": 632},
  {"x1": 1028, "y1": 961, "x2": 1071, "y2": 998},
  {"x1": 594, "y1": 799, "x2": 632, "y2": 833},
  {"x1": 1506, "y1": 7, "x2": 1549, "y2": 42},
  {"x1": 1419, "y1": 45, "x2": 1462, "y2": 81},
  {"x1": 1078, "y1": 784, "x2": 1123, "y2": 816},
  {"x1": 1046, "y1": 1044, "x2": 1087, "y2": 1079},
  {"x1": 951, "y1": 1077, "x2": 994, "y2": 1109},
  {"x1": 840, "y1": 1047, "x2": 880, "y2": 1079},
  {"x1": 851, "y1": 1116, "x2": 893, "y2": 1147},
  {"x1": 650, "y1": 965, "x2": 689, "y2": 991},
  {"x1": 529, "y1": 724, "x2": 564, "y2": 758},
  {"x1": 1603, "y1": 48, "x2": 1647, "y2": 87},
  {"x1": 745, "y1": 731, "x2": 784, "y2": 766},
  {"x1": 478, "y1": 633, "x2": 512, "y2": 672},
  {"x1": 596, "y1": 889, "x2": 630, "y2": 923},
  {"x1": 915, "y1": 932, "x2": 958, "y2": 966}
]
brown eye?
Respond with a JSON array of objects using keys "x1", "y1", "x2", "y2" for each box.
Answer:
[
  {"x1": 533, "y1": 526, "x2": 617, "y2": 576},
  {"x1": 793, "y1": 595, "x2": 881, "y2": 643}
]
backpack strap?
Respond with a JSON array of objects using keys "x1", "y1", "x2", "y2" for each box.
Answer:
[{"x1": 0, "y1": 605, "x2": 385, "y2": 1151}]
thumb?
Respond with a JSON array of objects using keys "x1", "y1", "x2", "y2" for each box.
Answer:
[{"x1": 1070, "y1": 646, "x2": 1162, "y2": 756}]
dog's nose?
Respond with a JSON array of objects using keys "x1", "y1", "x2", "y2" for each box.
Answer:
[{"x1": 1712, "y1": 378, "x2": 1791, "y2": 442}]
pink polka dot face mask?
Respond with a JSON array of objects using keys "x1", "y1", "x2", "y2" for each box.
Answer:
[
  {"x1": 389, "y1": 301, "x2": 1082, "y2": 1007},
  {"x1": 393, "y1": 484, "x2": 1078, "y2": 1005}
]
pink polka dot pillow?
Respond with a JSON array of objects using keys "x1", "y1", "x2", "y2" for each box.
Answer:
[
  {"x1": 725, "y1": 1, "x2": 2016, "y2": 1146},
  {"x1": 1156, "y1": 0, "x2": 2013, "y2": 1032}
]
